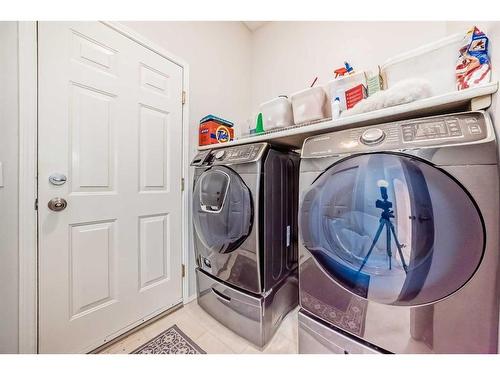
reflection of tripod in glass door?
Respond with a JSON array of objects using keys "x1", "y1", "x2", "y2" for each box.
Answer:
[{"x1": 358, "y1": 180, "x2": 408, "y2": 274}]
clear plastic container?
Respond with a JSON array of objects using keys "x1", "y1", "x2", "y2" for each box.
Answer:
[
  {"x1": 290, "y1": 87, "x2": 329, "y2": 125},
  {"x1": 381, "y1": 33, "x2": 463, "y2": 96},
  {"x1": 241, "y1": 114, "x2": 258, "y2": 138},
  {"x1": 259, "y1": 96, "x2": 294, "y2": 131}
]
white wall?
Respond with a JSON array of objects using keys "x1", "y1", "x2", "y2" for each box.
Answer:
[
  {"x1": 250, "y1": 21, "x2": 459, "y2": 111},
  {"x1": 122, "y1": 21, "x2": 253, "y2": 298},
  {"x1": 0, "y1": 21, "x2": 19, "y2": 353}
]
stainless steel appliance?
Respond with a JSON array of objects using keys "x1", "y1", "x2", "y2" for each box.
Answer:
[
  {"x1": 297, "y1": 111, "x2": 500, "y2": 354},
  {"x1": 191, "y1": 143, "x2": 299, "y2": 347}
]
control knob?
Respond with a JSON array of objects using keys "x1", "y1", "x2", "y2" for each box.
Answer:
[
  {"x1": 214, "y1": 150, "x2": 225, "y2": 160},
  {"x1": 360, "y1": 128, "x2": 386, "y2": 145}
]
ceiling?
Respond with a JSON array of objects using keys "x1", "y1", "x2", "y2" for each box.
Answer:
[{"x1": 242, "y1": 21, "x2": 270, "y2": 32}]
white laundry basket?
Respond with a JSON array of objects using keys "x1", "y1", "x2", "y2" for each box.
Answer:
[{"x1": 381, "y1": 33, "x2": 464, "y2": 96}]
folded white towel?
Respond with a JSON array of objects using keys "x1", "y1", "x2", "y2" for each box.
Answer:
[{"x1": 341, "y1": 78, "x2": 433, "y2": 117}]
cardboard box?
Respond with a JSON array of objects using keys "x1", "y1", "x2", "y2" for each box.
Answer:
[
  {"x1": 345, "y1": 84, "x2": 367, "y2": 109},
  {"x1": 199, "y1": 121, "x2": 234, "y2": 146}
]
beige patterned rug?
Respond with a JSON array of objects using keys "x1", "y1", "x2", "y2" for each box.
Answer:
[
  {"x1": 300, "y1": 290, "x2": 368, "y2": 336},
  {"x1": 132, "y1": 325, "x2": 206, "y2": 354}
]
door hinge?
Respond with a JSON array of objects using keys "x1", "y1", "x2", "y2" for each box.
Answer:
[
  {"x1": 34, "y1": 198, "x2": 38, "y2": 211},
  {"x1": 181, "y1": 264, "x2": 186, "y2": 278},
  {"x1": 181, "y1": 177, "x2": 185, "y2": 192},
  {"x1": 182, "y1": 90, "x2": 186, "y2": 105}
]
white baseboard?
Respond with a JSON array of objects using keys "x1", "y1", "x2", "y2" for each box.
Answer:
[{"x1": 183, "y1": 294, "x2": 197, "y2": 304}]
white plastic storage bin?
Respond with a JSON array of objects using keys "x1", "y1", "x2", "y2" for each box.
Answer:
[
  {"x1": 381, "y1": 33, "x2": 463, "y2": 96},
  {"x1": 290, "y1": 87, "x2": 330, "y2": 125},
  {"x1": 326, "y1": 71, "x2": 367, "y2": 111},
  {"x1": 259, "y1": 96, "x2": 294, "y2": 131}
]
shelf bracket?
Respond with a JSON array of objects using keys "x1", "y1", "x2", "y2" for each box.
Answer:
[{"x1": 470, "y1": 94, "x2": 492, "y2": 111}]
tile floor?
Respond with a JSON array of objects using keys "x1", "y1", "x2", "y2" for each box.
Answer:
[{"x1": 99, "y1": 300, "x2": 299, "y2": 354}]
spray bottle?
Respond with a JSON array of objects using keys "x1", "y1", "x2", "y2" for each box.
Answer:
[{"x1": 331, "y1": 97, "x2": 341, "y2": 120}]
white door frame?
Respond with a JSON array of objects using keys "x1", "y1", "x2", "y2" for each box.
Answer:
[
  {"x1": 18, "y1": 21, "x2": 38, "y2": 354},
  {"x1": 17, "y1": 21, "x2": 191, "y2": 354}
]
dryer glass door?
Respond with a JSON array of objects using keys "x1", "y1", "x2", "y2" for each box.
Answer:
[
  {"x1": 193, "y1": 166, "x2": 253, "y2": 254},
  {"x1": 299, "y1": 153, "x2": 485, "y2": 306}
]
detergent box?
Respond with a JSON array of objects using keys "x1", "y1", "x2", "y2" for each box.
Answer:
[
  {"x1": 345, "y1": 84, "x2": 367, "y2": 109},
  {"x1": 199, "y1": 115, "x2": 234, "y2": 146}
]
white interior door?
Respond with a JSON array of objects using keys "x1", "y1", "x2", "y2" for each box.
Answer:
[{"x1": 38, "y1": 22, "x2": 184, "y2": 353}]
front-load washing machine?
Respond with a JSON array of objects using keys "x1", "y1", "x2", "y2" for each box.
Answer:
[
  {"x1": 191, "y1": 142, "x2": 299, "y2": 347},
  {"x1": 297, "y1": 111, "x2": 500, "y2": 354}
]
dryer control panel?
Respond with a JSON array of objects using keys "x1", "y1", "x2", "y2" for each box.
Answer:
[
  {"x1": 210, "y1": 143, "x2": 268, "y2": 165},
  {"x1": 191, "y1": 150, "x2": 212, "y2": 166},
  {"x1": 192, "y1": 143, "x2": 268, "y2": 166},
  {"x1": 301, "y1": 111, "x2": 491, "y2": 158}
]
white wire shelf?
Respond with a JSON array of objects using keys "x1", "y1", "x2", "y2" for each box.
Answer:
[{"x1": 198, "y1": 82, "x2": 498, "y2": 151}]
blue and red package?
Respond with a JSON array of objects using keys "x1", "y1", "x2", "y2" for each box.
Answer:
[{"x1": 456, "y1": 26, "x2": 491, "y2": 90}]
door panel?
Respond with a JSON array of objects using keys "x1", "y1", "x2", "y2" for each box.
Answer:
[
  {"x1": 70, "y1": 220, "x2": 117, "y2": 318},
  {"x1": 139, "y1": 105, "x2": 169, "y2": 191},
  {"x1": 38, "y1": 22, "x2": 183, "y2": 353},
  {"x1": 139, "y1": 214, "x2": 170, "y2": 290},
  {"x1": 70, "y1": 84, "x2": 115, "y2": 191}
]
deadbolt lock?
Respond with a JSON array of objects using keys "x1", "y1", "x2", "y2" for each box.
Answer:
[{"x1": 49, "y1": 173, "x2": 67, "y2": 186}]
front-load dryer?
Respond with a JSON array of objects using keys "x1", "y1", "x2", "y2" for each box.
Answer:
[
  {"x1": 191, "y1": 142, "x2": 299, "y2": 347},
  {"x1": 297, "y1": 111, "x2": 499, "y2": 354}
]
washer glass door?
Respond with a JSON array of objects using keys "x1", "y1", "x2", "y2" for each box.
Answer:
[
  {"x1": 193, "y1": 166, "x2": 253, "y2": 254},
  {"x1": 299, "y1": 153, "x2": 485, "y2": 306}
]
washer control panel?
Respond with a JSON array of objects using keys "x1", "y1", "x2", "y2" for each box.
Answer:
[
  {"x1": 301, "y1": 112, "x2": 490, "y2": 158},
  {"x1": 401, "y1": 117, "x2": 464, "y2": 142},
  {"x1": 210, "y1": 143, "x2": 268, "y2": 165}
]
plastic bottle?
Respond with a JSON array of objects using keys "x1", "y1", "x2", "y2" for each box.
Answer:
[
  {"x1": 332, "y1": 97, "x2": 341, "y2": 120},
  {"x1": 256, "y1": 112, "x2": 265, "y2": 133}
]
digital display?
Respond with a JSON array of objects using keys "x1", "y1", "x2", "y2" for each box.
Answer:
[
  {"x1": 414, "y1": 121, "x2": 448, "y2": 138},
  {"x1": 401, "y1": 120, "x2": 462, "y2": 142}
]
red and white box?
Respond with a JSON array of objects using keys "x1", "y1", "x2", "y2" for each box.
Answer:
[{"x1": 345, "y1": 84, "x2": 367, "y2": 109}]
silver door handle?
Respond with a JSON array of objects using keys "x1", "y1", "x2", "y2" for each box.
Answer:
[{"x1": 48, "y1": 197, "x2": 67, "y2": 212}]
